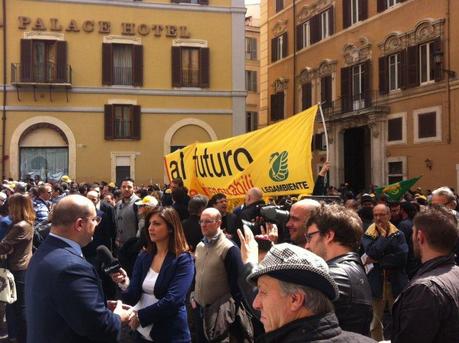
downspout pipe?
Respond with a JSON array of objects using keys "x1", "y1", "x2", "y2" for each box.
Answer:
[
  {"x1": 2, "y1": 0, "x2": 7, "y2": 180},
  {"x1": 292, "y1": 0, "x2": 296, "y2": 115},
  {"x1": 446, "y1": 0, "x2": 452, "y2": 144}
]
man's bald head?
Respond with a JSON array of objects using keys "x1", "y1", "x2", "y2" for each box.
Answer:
[
  {"x1": 201, "y1": 207, "x2": 221, "y2": 220},
  {"x1": 200, "y1": 207, "x2": 222, "y2": 238},
  {"x1": 51, "y1": 195, "x2": 94, "y2": 228},
  {"x1": 294, "y1": 199, "x2": 321, "y2": 212},
  {"x1": 246, "y1": 187, "x2": 263, "y2": 206},
  {"x1": 286, "y1": 199, "x2": 320, "y2": 245}
]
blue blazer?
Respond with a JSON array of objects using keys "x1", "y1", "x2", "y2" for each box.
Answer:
[
  {"x1": 25, "y1": 235, "x2": 121, "y2": 343},
  {"x1": 122, "y1": 250, "x2": 194, "y2": 343}
]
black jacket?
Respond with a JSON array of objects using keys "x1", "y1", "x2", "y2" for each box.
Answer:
[
  {"x1": 181, "y1": 215, "x2": 202, "y2": 252},
  {"x1": 391, "y1": 254, "x2": 459, "y2": 343},
  {"x1": 256, "y1": 312, "x2": 376, "y2": 343},
  {"x1": 238, "y1": 200, "x2": 265, "y2": 235},
  {"x1": 328, "y1": 252, "x2": 373, "y2": 336}
]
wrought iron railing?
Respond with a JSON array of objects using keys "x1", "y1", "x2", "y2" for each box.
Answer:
[
  {"x1": 11, "y1": 63, "x2": 72, "y2": 84},
  {"x1": 320, "y1": 90, "x2": 390, "y2": 120}
]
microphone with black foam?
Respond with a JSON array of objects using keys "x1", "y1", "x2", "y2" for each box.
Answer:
[{"x1": 96, "y1": 246, "x2": 121, "y2": 275}]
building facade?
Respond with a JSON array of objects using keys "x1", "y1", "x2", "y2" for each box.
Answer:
[
  {"x1": 0, "y1": 0, "x2": 246, "y2": 185},
  {"x1": 261, "y1": 0, "x2": 459, "y2": 192},
  {"x1": 245, "y1": 7, "x2": 260, "y2": 132}
]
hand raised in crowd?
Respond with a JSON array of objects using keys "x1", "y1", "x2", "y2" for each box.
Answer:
[
  {"x1": 318, "y1": 161, "x2": 330, "y2": 177},
  {"x1": 259, "y1": 222, "x2": 279, "y2": 243},
  {"x1": 237, "y1": 225, "x2": 259, "y2": 265}
]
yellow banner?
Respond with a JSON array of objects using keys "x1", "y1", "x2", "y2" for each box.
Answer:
[{"x1": 164, "y1": 105, "x2": 318, "y2": 199}]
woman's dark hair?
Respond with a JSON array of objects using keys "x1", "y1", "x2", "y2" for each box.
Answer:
[{"x1": 144, "y1": 206, "x2": 189, "y2": 257}]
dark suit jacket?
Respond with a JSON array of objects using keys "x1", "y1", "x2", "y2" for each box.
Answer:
[
  {"x1": 25, "y1": 235, "x2": 121, "y2": 343},
  {"x1": 121, "y1": 250, "x2": 194, "y2": 342},
  {"x1": 83, "y1": 209, "x2": 114, "y2": 259},
  {"x1": 100, "y1": 202, "x2": 116, "y2": 245},
  {"x1": 181, "y1": 215, "x2": 202, "y2": 252}
]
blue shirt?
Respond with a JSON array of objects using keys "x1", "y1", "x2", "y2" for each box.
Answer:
[
  {"x1": 33, "y1": 198, "x2": 50, "y2": 225},
  {"x1": 0, "y1": 215, "x2": 12, "y2": 240}
]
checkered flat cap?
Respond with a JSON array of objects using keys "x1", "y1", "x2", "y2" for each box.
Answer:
[{"x1": 247, "y1": 243, "x2": 339, "y2": 301}]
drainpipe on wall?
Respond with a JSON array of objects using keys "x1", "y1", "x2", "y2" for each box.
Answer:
[
  {"x1": 292, "y1": 0, "x2": 296, "y2": 115},
  {"x1": 1, "y1": 0, "x2": 7, "y2": 180},
  {"x1": 446, "y1": 0, "x2": 452, "y2": 144}
]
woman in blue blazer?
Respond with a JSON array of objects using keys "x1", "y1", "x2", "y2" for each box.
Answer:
[{"x1": 112, "y1": 206, "x2": 194, "y2": 342}]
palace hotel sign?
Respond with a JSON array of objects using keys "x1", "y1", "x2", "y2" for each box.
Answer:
[{"x1": 17, "y1": 17, "x2": 191, "y2": 38}]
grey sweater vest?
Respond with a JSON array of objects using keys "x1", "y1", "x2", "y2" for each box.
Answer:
[{"x1": 194, "y1": 231, "x2": 234, "y2": 306}]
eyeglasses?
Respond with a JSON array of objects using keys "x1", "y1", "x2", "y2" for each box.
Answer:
[
  {"x1": 305, "y1": 231, "x2": 320, "y2": 242},
  {"x1": 199, "y1": 219, "x2": 219, "y2": 225},
  {"x1": 83, "y1": 216, "x2": 102, "y2": 225}
]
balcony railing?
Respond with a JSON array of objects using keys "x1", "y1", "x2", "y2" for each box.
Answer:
[
  {"x1": 319, "y1": 90, "x2": 390, "y2": 121},
  {"x1": 11, "y1": 63, "x2": 72, "y2": 85}
]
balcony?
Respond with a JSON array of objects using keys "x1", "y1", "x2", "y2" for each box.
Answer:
[
  {"x1": 11, "y1": 63, "x2": 72, "y2": 101},
  {"x1": 319, "y1": 91, "x2": 390, "y2": 122}
]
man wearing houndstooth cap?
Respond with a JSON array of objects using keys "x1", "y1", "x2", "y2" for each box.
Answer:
[{"x1": 247, "y1": 243, "x2": 376, "y2": 343}]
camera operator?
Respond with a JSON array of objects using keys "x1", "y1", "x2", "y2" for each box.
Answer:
[{"x1": 238, "y1": 188, "x2": 265, "y2": 235}]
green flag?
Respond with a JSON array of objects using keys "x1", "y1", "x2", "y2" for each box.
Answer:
[{"x1": 375, "y1": 176, "x2": 422, "y2": 201}]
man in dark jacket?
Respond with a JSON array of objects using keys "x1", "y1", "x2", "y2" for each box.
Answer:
[
  {"x1": 246, "y1": 243, "x2": 376, "y2": 343},
  {"x1": 305, "y1": 204, "x2": 373, "y2": 336},
  {"x1": 238, "y1": 187, "x2": 265, "y2": 235},
  {"x1": 209, "y1": 193, "x2": 239, "y2": 244},
  {"x1": 362, "y1": 203, "x2": 408, "y2": 341},
  {"x1": 397, "y1": 201, "x2": 420, "y2": 278},
  {"x1": 181, "y1": 194, "x2": 208, "y2": 252},
  {"x1": 391, "y1": 206, "x2": 459, "y2": 343}
]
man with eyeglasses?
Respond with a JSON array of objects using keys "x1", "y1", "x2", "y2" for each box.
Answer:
[
  {"x1": 33, "y1": 183, "x2": 53, "y2": 225},
  {"x1": 304, "y1": 204, "x2": 373, "y2": 336},
  {"x1": 191, "y1": 207, "x2": 248, "y2": 342},
  {"x1": 26, "y1": 195, "x2": 132, "y2": 343},
  {"x1": 285, "y1": 198, "x2": 320, "y2": 246},
  {"x1": 362, "y1": 203, "x2": 408, "y2": 341},
  {"x1": 237, "y1": 203, "x2": 373, "y2": 338}
]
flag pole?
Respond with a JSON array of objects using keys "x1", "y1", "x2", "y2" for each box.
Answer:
[{"x1": 318, "y1": 103, "x2": 329, "y2": 162}]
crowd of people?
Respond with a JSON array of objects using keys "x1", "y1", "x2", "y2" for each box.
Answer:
[{"x1": 0, "y1": 171, "x2": 457, "y2": 343}]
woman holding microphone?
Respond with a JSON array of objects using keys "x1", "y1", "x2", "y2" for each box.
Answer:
[{"x1": 112, "y1": 206, "x2": 194, "y2": 342}]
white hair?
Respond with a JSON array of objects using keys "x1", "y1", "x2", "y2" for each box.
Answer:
[{"x1": 432, "y1": 187, "x2": 456, "y2": 203}]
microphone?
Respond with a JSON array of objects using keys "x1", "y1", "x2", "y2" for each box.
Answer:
[{"x1": 96, "y1": 246, "x2": 121, "y2": 275}]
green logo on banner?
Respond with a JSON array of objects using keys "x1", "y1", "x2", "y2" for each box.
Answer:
[{"x1": 269, "y1": 151, "x2": 289, "y2": 182}]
